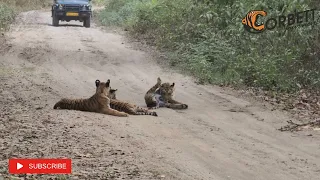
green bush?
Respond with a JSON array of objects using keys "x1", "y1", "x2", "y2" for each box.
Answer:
[
  {"x1": 93, "y1": 0, "x2": 106, "y2": 6},
  {"x1": 0, "y1": 0, "x2": 51, "y2": 30},
  {"x1": 99, "y1": 0, "x2": 320, "y2": 92},
  {"x1": 0, "y1": 3, "x2": 15, "y2": 30}
]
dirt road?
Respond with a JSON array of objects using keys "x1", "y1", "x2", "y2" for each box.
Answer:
[{"x1": 0, "y1": 10, "x2": 319, "y2": 180}]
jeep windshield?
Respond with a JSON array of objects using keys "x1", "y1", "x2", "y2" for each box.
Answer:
[{"x1": 56, "y1": 0, "x2": 89, "y2": 4}]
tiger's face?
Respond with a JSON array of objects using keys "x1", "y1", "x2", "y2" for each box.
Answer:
[
  {"x1": 108, "y1": 88, "x2": 118, "y2": 99},
  {"x1": 95, "y1": 79, "x2": 111, "y2": 97},
  {"x1": 159, "y1": 82, "x2": 175, "y2": 99}
]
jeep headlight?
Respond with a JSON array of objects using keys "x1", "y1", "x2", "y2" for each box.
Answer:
[
  {"x1": 58, "y1": 4, "x2": 63, "y2": 10},
  {"x1": 82, "y1": 5, "x2": 91, "y2": 11}
]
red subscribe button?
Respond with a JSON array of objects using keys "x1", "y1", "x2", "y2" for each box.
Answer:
[{"x1": 9, "y1": 159, "x2": 72, "y2": 174}]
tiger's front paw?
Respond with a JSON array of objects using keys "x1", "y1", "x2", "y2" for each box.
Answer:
[
  {"x1": 182, "y1": 104, "x2": 188, "y2": 109},
  {"x1": 120, "y1": 112, "x2": 129, "y2": 117}
]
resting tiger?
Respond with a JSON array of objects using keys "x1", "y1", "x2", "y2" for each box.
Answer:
[
  {"x1": 144, "y1": 77, "x2": 188, "y2": 109},
  {"x1": 108, "y1": 88, "x2": 158, "y2": 116},
  {"x1": 53, "y1": 79, "x2": 129, "y2": 117}
]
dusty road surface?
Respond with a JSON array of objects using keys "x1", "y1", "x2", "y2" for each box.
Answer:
[{"x1": 0, "y1": 10, "x2": 320, "y2": 180}]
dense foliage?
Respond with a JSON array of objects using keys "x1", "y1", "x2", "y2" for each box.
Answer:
[
  {"x1": 0, "y1": 3, "x2": 14, "y2": 30},
  {"x1": 0, "y1": 0, "x2": 50, "y2": 30},
  {"x1": 99, "y1": 0, "x2": 320, "y2": 93}
]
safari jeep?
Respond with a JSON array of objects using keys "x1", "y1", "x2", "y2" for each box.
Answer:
[{"x1": 51, "y1": 0, "x2": 92, "y2": 28}]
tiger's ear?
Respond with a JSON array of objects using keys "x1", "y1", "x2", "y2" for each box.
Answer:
[
  {"x1": 171, "y1": 83, "x2": 175, "y2": 87},
  {"x1": 106, "y1": 79, "x2": 110, "y2": 87},
  {"x1": 95, "y1": 80, "x2": 100, "y2": 87}
]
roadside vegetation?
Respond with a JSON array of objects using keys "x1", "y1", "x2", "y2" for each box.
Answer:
[
  {"x1": 93, "y1": 0, "x2": 106, "y2": 6},
  {"x1": 98, "y1": 0, "x2": 320, "y2": 123},
  {"x1": 99, "y1": 0, "x2": 320, "y2": 93},
  {"x1": 0, "y1": 0, "x2": 50, "y2": 30}
]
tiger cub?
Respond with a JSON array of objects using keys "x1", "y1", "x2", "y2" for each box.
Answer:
[
  {"x1": 53, "y1": 79, "x2": 129, "y2": 117},
  {"x1": 144, "y1": 77, "x2": 188, "y2": 109},
  {"x1": 108, "y1": 88, "x2": 158, "y2": 116}
]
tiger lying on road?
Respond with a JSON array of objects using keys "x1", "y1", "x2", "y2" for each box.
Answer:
[
  {"x1": 108, "y1": 88, "x2": 158, "y2": 116},
  {"x1": 53, "y1": 79, "x2": 129, "y2": 117},
  {"x1": 144, "y1": 77, "x2": 188, "y2": 110}
]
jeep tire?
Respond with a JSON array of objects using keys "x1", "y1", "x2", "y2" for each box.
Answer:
[
  {"x1": 52, "y1": 15, "x2": 59, "y2": 27},
  {"x1": 83, "y1": 18, "x2": 91, "y2": 28}
]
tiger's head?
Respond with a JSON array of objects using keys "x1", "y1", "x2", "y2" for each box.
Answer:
[
  {"x1": 108, "y1": 88, "x2": 118, "y2": 99},
  {"x1": 95, "y1": 79, "x2": 111, "y2": 97},
  {"x1": 158, "y1": 82, "x2": 175, "y2": 99}
]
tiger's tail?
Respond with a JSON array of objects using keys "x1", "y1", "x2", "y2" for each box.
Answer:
[
  {"x1": 147, "y1": 106, "x2": 160, "y2": 110},
  {"x1": 144, "y1": 77, "x2": 162, "y2": 107},
  {"x1": 146, "y1": 77, "x2": 162, "y2": 94},
  {"x1": 135, "y1": 107, "x2": 158, "y2": 116},
  {"x1": 110, "y1": 100, "x2": 158, "y2": 117},
  {"x1": 134, "y1": 111, "x2": 158, "y2": 116}
]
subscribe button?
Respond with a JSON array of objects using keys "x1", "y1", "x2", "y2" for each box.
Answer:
[{"x1": 9, "y1": 159, "x2": 71, "y2": 174}]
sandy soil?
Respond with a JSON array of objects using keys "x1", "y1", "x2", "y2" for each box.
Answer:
[{"x1": 0, "y1": 10, "x2": 319, "y2": 180}]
